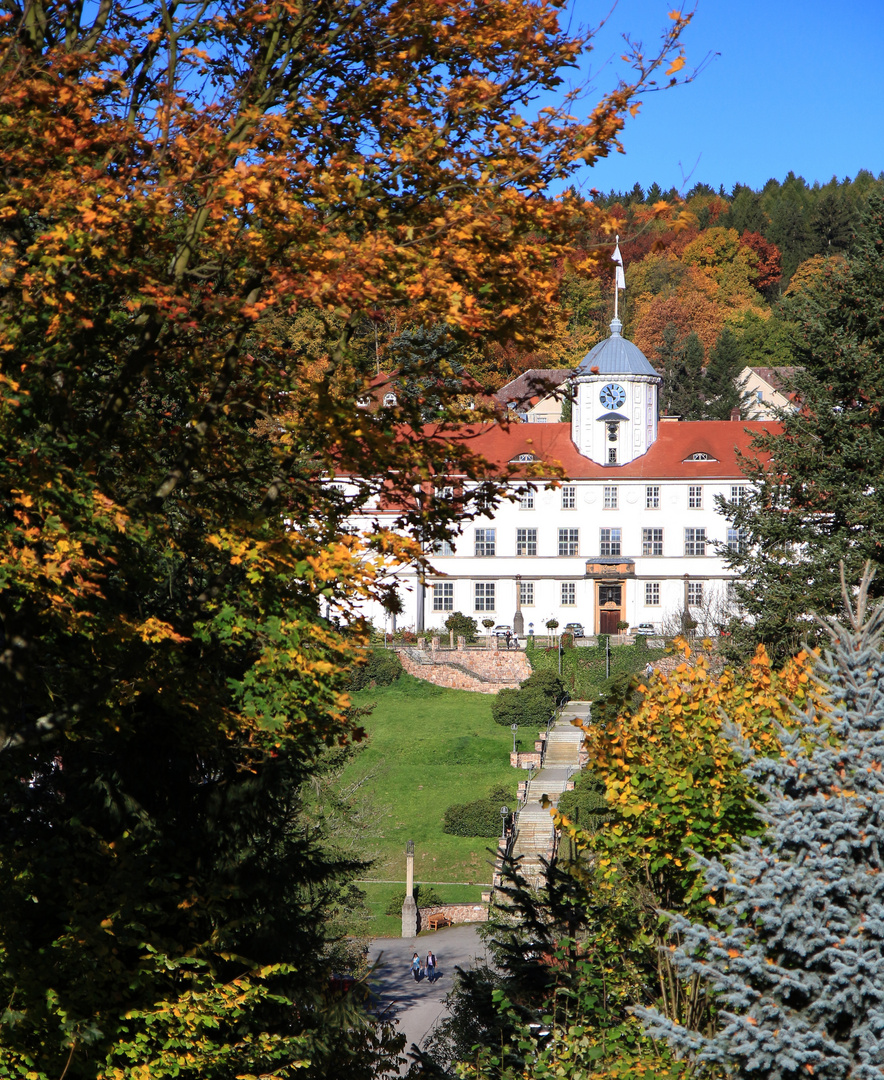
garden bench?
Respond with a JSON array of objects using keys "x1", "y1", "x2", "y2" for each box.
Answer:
[{"x1": 426, "y1": 912, "x2": 451, "y2": 930}]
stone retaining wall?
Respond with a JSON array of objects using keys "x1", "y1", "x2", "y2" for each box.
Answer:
[
  {"x1": 417, "y1": 902, "x2": 489, "y2": 929},
  {"x1": 395, "y1": 648, "x2": 530, "y2": 694}
]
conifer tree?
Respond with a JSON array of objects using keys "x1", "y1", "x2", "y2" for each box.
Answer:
[
  {"x1": 722, "y1": 192, "x2": 884, "y2": 663},
  {"x1": 704, "y1": 326, "x2": 747, "y2": 419},
  {"x1": 637, "y1": 573, "x2": 884, "y2": 1080},
  {"x1": 663, "y1": 331, "x2": 705, "y2": 419}
]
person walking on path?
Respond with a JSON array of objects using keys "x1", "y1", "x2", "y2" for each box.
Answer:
[
  {"x1": 411, "y1": 952, "x2": 422, "y2": 982},
  {"x1": 425, "y1": 950, "x2": 436, "y2": 983}
]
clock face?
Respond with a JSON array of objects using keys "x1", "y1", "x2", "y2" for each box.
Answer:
[{"x1": 599, "y1": 383, "x2": 626, "y2": 410}]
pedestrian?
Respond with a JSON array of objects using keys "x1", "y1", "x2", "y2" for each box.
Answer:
[
  {"x1": 411, "y1": 952, "x2": 421, "y2": 982},
  {"x1": 645, "y1": 661, "x2": 654, "y2": 678},
  {"x1": 426, "y1": 950, "x2": 436, "y2": 983}
]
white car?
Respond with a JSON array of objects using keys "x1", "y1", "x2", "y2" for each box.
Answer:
[
  {"x1": 632, "y1": 623, "x2": 657, "y2": 635},
  {"x1": 492, "y1": 624, "x2": 514, "y2": 637}
]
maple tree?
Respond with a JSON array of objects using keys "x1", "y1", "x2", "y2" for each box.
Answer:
[{"x1": 0, "y1": 0, "x2": 696, "y2": 1076}]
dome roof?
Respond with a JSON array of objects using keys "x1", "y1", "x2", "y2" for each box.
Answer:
[{"x1": 575, "y1": 318, "x2": 659, "y2": 378}]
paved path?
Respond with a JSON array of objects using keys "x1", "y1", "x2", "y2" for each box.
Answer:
[
  {"x1": 368, "y1": 925, "x2": 489, "y2": 1074},
  {"x1": 508, "y1": 702, "x2": 589, "y2": 887}
]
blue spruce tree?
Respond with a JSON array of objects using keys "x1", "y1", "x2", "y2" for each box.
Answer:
[{"x1": 637, "y1": 574, "x2": 884, "y2": 1079}]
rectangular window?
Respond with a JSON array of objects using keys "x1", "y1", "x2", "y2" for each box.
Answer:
[
  {"x1": 475, "y1": 528, "x2": 496, "y2": 557},
  {"x1": 432, "y1": 582, "x2": 454, "y2": 611},
  {"x1": 561, "y1": 582, "x2": 576, "y2": 606},
  {"x1": 688, "y1": 485, "x2": 703, "y2": 509},
  {"x1": 684, "y1": 528, "x2": 707, "y2": 556},
  {"x1": 642, "y1": 528, "x2": 663, "y2": 556},
  {"x1": 727, "y1": 580, "x2": 744, "y2": 612},
  {"x1": 557, "y1": 528, "x2": 579, "y2": 556},
  {"x1": 727, "y1": 527, "x2": 749, "y2": 554},
  {"x1": 561, "y1": 486, "x2": 576, "y2": 510},
  {"x1": 516, "y1": 528, "x2": 537, "y2": 556},
  {"x1": 731, "y1": 485, "x2": 748, "y2": 504},
  {"x1": 435, "y1": 485, "x2": 454, "y2": 501},
  {"x1": 646, "y1": 485, "x2": 660, "y2": 509},
  {"x1": 433, "y1": 539, "x2": 455, "y2": 556},
  {"x1": 600, "y1": 528, "x2": 621, "y2": 557},
  {"x1": 687, "y1": 581, "x2": 704, "y2": 606},
  {"x1": 608, "y1": 446, "x2": 617, "y2": 464},
  {"x1": 474, "y1": 582, "x2": 495, "y2": 611},
  {"x1": 518, "y1": 488, "x2": 535, "y2": 510},
  {"x1": 645, "y1": 582, "x2": 660, "y2": 606},
  {"x1": 519, "y1": 581, "x2": 535, "y2": 606},
  {"x1": 603, "y1": 486, "x2": 618, "y2": 509}
]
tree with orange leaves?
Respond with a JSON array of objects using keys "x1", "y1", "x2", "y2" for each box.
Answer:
[{"x1": 0, "y1": 2, "x2": 696, "y2": 1076}]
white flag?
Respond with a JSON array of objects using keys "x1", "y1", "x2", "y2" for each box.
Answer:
[{"x1": 612, "y1": 241, "x2": 626, "y2": 291}]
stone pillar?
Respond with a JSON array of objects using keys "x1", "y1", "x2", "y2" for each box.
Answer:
[
  {"x1": 513, "y1": 574, "x2": 524, "y2": 636},
  {"x1": 431, "y1": 635, "x2": 440, "y2": 652},
  {"x1": 402, "y1": 840, "x2": 417, "y2": 938},
  {"x1": 449, "y1": 629, "x2": 455, "y2": 649},
  {"x1": 416, "y1": 574, "x2": 425, "y2": 633},
  {"x1": 457, "y1": 635, "x2": 465, "y2": 651},
  {"x1": 417, "y1": 636, "x2": 426, "y2": 650}
]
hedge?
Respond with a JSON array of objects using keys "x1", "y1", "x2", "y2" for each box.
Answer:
[
  {"x1": 443, "y1": 785, "x2": 513, "y2": 837},
  {"x1": 491, "y1": 670, "x2": 564, "y2": 727},
  {"x1": 384, "y1": 884, "x2": 443, "y2": 915},
  {"x1": 348, "y1": 649, "x2": 403, "y2": 691}
]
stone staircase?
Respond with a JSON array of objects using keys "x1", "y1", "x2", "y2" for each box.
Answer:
[{"x1": 505, "y1": 702, "x2": 589, "y2": 889}]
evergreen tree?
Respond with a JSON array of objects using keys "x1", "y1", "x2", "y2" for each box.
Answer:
[
  {"x1": 646, "y1": 181, "x2": 663, "y2": 203},
  {"x1": 721, "y1": 193, "x2": 884, "y2": 663},
  {"x1": 811, "y1": 187, "x2": 856, "y2": 256},
  {"x1": 637, "y1": 577, "x2": 884, "y2": 1080},
  {"x1": 663, "y1": 331, "x2": 705, "y2": 419},
  {"x1": 703, "y1": 326, "x2": 747, "y2": 419}
]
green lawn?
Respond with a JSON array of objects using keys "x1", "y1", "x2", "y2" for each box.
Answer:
[{"x1": 341, "y1": 674, "x2": 522, "y2": 884}]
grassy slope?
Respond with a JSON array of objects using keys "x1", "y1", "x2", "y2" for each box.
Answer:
[
  {"x1": 527, "y1": 639, "x2": 668, "y2": 699},
  {"x1": 342, "y1": 674, "x2": 521, "y2": 887}
]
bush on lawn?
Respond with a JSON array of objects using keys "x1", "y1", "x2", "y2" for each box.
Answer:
[
  {"x1": 384, "y1": 884, "x2": 444, "y2": 915},
  {"x1": 348, "y1": 649, "x2": 403, "y2": 691},
  {"x1": 444, "y1": 611, "x2": 478, "y2": 643},
  {"x1": 491, "y1": 669, "x2": 564, "y2": 727},
  {"x1": 443, "y1": 785, "x2": 513, "y2": 837}
]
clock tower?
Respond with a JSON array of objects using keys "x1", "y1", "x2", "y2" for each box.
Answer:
[{"x1": 569, "y1": 316, "x2": 662, "y2": 466}]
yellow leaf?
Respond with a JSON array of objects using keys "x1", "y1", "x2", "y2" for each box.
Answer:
[{"x1": 666, "y1": 56, "x2": 686, "y2": 76}]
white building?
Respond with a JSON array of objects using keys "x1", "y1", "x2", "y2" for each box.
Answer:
[{"x1": 352, "y1": 317, "x2": 777, "y2": 637}]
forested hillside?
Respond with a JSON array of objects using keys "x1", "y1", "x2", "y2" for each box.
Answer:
[{"x1": 269, "y1": 171, "x2": 883, "y2": 420}]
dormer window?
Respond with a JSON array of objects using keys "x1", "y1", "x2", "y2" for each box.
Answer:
[
  {"x1": 383, "y1": 393, "x2": 398, "y2": 407},
  {"x1": 684, "y1": 452, "x2": 718, "y2": 462},
  {"x1": 356, "y1": 396, "x2": 370, "y2": 408},
  {"x1": 517, "y1": 453, "x2": 534, "y2": 462}
]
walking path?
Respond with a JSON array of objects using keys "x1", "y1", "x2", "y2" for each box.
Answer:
[
  {"x1": 507, "y1": 700, "x2": 590, "y2": 888},
  {"x1": 368, "y1": 924, "x2": 489, "y2": 1075}
]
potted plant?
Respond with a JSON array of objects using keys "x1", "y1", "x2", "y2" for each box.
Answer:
[
  {"x1": 482, "y1": 618, "x2": 495, "y2": 633},
  {"x1": 545, "y1": 619, "x2": 559, "y2": 630},
  {"x1": 617, "y1": 620, "x2": 630, "y2": 632}
]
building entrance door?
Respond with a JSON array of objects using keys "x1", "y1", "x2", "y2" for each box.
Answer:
[{"x1": 597, "y1": 583, "x2": 622, "y2": 635}]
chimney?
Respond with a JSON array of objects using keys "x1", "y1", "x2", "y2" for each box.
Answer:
[{"x1": 730, "y1": 407, "x2": 741, "y2": 421}]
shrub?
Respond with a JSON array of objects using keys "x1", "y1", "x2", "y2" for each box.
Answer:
[
  {"x1": 634, "y1": 634, "x2": 647, "y2": 648},
  {"x1": 442, "y1": 786, "x2": 514, "y2": 837},
  {"x1": 520, "y1": 669, "x2": 565, "y2": 700},
  {"x1": 493, "y1": 670, "x2": 564, "y2": 726},
  {"x1": 597, "y1": 633, "x2": 609, "y2": 650},
  {"x1": 348, "y1": 649, "x2": 403, "y2": 691},
  {"x1": 445, "y1": 611, "x2": 478, "y2": 643},
  {"x1": 384, "y1": 884, "x2": 444, "y2": 915},
  {"x1": 560, "y1": 631, "x2": 574, "y2": 650}
]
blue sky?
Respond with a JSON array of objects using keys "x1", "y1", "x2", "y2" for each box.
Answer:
[{"x1": 557, "y1": 0, "x2": 884, "y2": 197}]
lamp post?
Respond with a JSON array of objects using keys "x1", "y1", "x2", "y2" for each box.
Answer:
[
  {"x1": 510, "y1": 722, "x2": 519, "y2": 756},
  {"x1": 499, "y1": 805, "x2": 510, "y2": 848}
]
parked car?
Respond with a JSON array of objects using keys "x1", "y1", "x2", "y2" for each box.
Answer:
[
  {"x1": 563, "y1": 622, "x2": 585, "y2": 637},
  {"x1": 632, "y1": 623, "x2": 657, "y2": 635},
  {"x1": 492, "y1": 624, "x2": 513, "y2": 637}
]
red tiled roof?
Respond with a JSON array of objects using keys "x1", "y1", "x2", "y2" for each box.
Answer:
[{"x1": 421, "y1": 420, "x2": 779, "y2": 480}]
